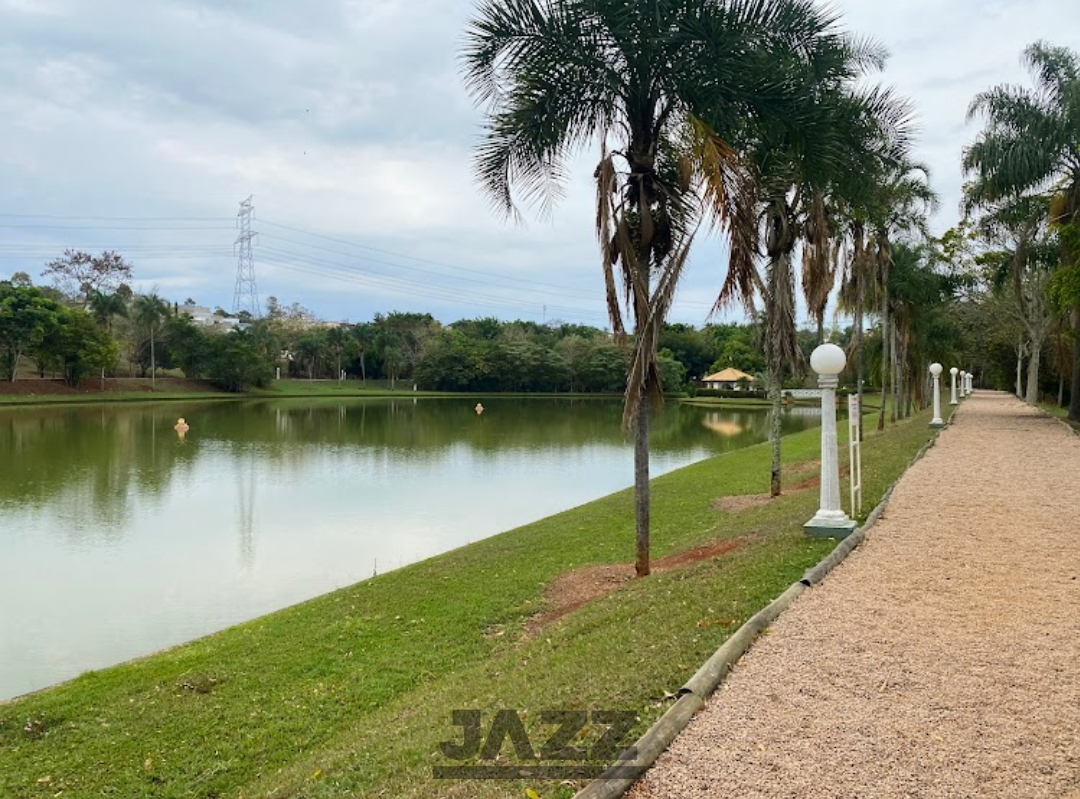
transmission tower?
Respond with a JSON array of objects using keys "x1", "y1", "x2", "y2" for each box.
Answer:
[{"x1": 233, "y1": 195, "x2": 260, "y2": 318}]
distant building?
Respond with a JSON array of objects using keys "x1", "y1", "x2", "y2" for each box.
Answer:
[
  {"x1": 177, "y1": 304, "x2": 241, "y2": 330},
  {"x1": 701, "y1": 367, "x2": 758, "y2": 391}
]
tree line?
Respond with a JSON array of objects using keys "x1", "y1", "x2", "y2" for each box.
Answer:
[{"x1": 1, "y1": 261, "x2": 790, "y2": 394}]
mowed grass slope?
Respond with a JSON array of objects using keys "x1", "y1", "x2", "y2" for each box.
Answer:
[{"x1": 0, "y1": 406, "x2": 936, "y2": 799}]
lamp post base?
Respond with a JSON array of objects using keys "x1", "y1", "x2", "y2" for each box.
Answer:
[
  {"x1": 803, "y1": 510, "x2": 858, "y2": 539},
  {"x1": 930, "y1": 419, "x2": 945, "y2": 428}
]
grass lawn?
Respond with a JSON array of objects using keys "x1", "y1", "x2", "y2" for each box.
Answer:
[
  {"x1": 0, "y1": 378, "x2": 624, "y2": 407},
  {"x1": 0, "y1": 406, "x2": 936, "y2": 799}
]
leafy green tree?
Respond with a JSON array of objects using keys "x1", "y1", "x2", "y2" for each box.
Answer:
[
  {"x1": 711, "y1": 338, "x2": 767, "y2": 375},
  {"x1": 296, "y1": 330, "x2": 327, "y2": 379},
  {"x1": 0, "y1": 282, "x2": 61, "y2": 380},
  {"x1": 38, "y1": 309, "x2": 119, "y2": 387},
  {"x1": 325, "y1": 326, "x2": 354, "y2": 380},
  {"x1": 165, "y1": 314, "x2": 213, "y2": 380},
  {"x1": 658, "y1": 324, "x2": 717, "y2": 381},
  {"x1": 208, "y1": 331, "x2": 274, "y2": 392}
]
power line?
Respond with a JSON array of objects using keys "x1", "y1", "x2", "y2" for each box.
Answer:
[
  {"x1": 0, "y1": 224, "x2": 233, "y2": 231},
  {"x1": 257, "y1": 232, "x2": 602, "y2": 302},
  {"x1": 0, "y1": 214, "x2": 226, "y2": 222},
  {"x1": 0, "y1": 210, "x2": 718, "y2": 316},
  {"x1": 257, "y1": 218, "x2": 601, "y2": 294},
  {"x1": 257, "y1": 250, "x2": 609, "y2": 323}
]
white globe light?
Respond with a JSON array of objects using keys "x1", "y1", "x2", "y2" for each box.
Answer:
[
  {"x1": 809, "y1": 343, "x2": 846, "y2": 376},
  {"x1": 950, "y1": 366, "x2": 958, "y2": 376},
  {"x1": 960, "y1": 370, "x2": 966, "y2": 377},
  {"x1": 929, "y1": 362, "x2": 943, "y2": 377}
]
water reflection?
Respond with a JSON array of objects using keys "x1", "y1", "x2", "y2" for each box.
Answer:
[{"x1": 0, "y1": 398, "x2": 817, "y2": 699}]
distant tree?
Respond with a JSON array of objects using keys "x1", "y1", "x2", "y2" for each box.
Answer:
[
  {"x1": 41, "y1": 249, "x2": 134, "y2": 302},
  {"x1": 87, "y1": 290, "x2": 129, "y2": 337},
  {"x1": 208, "y1": 331, "x2": 274, "y2": 392},
  {"x1": 9, "y1": 272, "x2": 32, "y2": 288},
  {"x1": 165, "y1": 315, "x2": 213, "y2": 379},
  {"x1": 295, "y1": 331, "x2": 326, "y2": 379},
  {"x1": 34, "y1": 309, "x2": 118, "y2": 387},
  {"x1": 351, "y1": 322, "x2": 376, "y2": 384},
  {"x1": 131, "y1": 294, "x2": 169, "y2": 387},
  {"x1": 658, "y1": 324, "x2": 717, "y2": 381},
  {"x1": 0, "y1": 282, "x2": 61, "y2": 380},
  {"x1": 325, "y1": 326, "x2": 354, "y2": 380}
]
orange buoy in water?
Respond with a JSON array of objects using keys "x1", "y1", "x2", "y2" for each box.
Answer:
[{"x1": 174, "y1": 418, "x2": 190, "y2": 440}]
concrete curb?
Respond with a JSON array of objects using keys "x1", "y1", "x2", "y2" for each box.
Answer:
[{"x1": 571, "y1": 410, "x2": 951, "y2": 799}]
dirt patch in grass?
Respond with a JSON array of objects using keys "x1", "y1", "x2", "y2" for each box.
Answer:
[
  {"x1": 712, "y1": 460, "x2": 828, "y2": 513},
  {"x1": 714, "y1": 494, "x2": 775, "y2": 513},
  {"x1": 524, "y1": 539, "x2": 746, "y2": 638}
]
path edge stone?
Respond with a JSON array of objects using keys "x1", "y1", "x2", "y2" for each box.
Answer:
[{"x1": 571, "y1": 413, "x2": 950, "y2": 799}]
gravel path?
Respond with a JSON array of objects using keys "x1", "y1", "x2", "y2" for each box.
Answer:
[{"x1": 631, "y1": 392, "x2": 1080, "y2": 799}]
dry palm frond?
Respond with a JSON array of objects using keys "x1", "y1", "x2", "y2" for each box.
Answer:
[
  {"x1": 595, "y1": 146, "x2": 625, "y2": 340},
  {"x1": 622, "y1": 234, "x2": 697, "y2": 431},
  {"x1": 801, "y1": 191, "x2": 838, "y2": 334}
]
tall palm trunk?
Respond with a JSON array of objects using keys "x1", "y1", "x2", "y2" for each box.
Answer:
[
  {"x1": 634, "y1": 390, "x2": 650, "y2": 577},
  {"x1": 764, "y1": 241, "x2": 795, "y2": 499},
  {"x1": 878, "y1": 260, "x2": 890, "y2": 431},
  {"x1": 768, "y1": 367, "x2": 783, "y2": 497},
  {"x1": 1070, "y1": 307, "x2": 1080, "y2": 422},
  {"x1": 894, "y1": 329, "x2": 903, "y2": 420},
  {"x1": 852, "y1": 224, "x2": 866, "y2": 442},
  {"x1": 632, "y1": 232, "x2": 654, "y2": 577}
]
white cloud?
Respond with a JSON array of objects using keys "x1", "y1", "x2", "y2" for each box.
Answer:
[{"x1": 1, "y1": 0, "x2": 1078, "y2": 326}]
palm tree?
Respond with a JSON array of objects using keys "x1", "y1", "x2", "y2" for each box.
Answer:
[
  {"x1": 963, "y1": 41, "x2": 1080, "y2": 420},
  {"x1": 463, "y1": 0, "x2": 848, "y2": 575},
  {"x1": 131, "y1": 294, "x2": 168, "y2": 390},
  {"x1": 87, "y1": 290, "x2": 128, "y2": 336},
  {"x1": 866, "y1": 159, "x2": 937, "y2": 430},
  {"x1": 714, "y1": 40, "x2": 912, "y2": 496},
  {"x1": 352, "y1": 323, "x2": 376, "y2": 385},
  {"x1": 87, "y1": 290, "x2": 127, "y2": 386}
]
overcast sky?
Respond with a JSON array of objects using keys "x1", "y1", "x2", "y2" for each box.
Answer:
[{"x1": 1, "y1": 0, "x2": 1077, "y2": 327}]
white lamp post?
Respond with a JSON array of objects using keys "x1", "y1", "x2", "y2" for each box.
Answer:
[
  {"x1": 959, "y1": 371, "x2": 966, "y2": 399},
  {"x1": 929, "y1": 363, "x2": 944, "y2": 428},
  {"x1": 949, "y1": 366, "x2": 959, "y2": 405},
  {"x1": 966, "y1": 372, "x2": 973, "y2": 395},
  {"x1": 804, "y1": 344, "x2": 857, "y2": 539}
]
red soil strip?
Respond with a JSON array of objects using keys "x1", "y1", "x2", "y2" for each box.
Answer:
[{"x1": 0, "y1": 378, "x2": 220, "y2": 396}]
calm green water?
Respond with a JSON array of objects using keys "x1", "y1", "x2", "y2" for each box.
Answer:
[{"x1": 0, "y1": 397, "x2": 819, "y2": 699}]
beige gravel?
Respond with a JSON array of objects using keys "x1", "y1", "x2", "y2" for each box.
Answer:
[{"x1": 631, "y1": 392, "x2": 1080, "y2": 799}]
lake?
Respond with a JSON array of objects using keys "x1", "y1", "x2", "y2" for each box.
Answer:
[{"x1": 0, "y1": 397, "x2": 820, "y2": 699}]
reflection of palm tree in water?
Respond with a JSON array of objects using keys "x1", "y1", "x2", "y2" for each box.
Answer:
[{"x1": 236, "y1": 449, "x2": 256, "y2": 570}]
